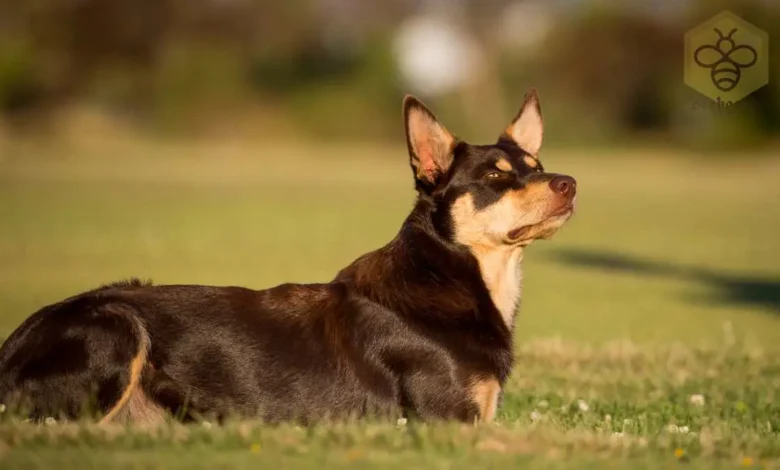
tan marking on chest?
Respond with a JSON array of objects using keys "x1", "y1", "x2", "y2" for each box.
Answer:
[
  {"x1": 450, "y1": 194, "x2": 524, "y2": 328},
  {"x1": 472, "y1": 246, "x2": 523, "y2": 327},
  {"x1": 471, "y1": 377, "x2": 501, "y2": 423}
]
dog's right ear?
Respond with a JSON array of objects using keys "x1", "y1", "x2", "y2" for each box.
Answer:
[
  {"x1": 403, "y1": 95, "x2": 456, "y2": 187},
  {"x1": 502, "y1": 88, "x2": 543, "y2": 156}
]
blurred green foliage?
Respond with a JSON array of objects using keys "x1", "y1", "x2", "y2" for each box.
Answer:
[
  {"x1": 0, "y1": 0, "x2": 778, "y2": 150},
  {"x1": 0, "y1": 40, "x2": 39, "y2": 115}
]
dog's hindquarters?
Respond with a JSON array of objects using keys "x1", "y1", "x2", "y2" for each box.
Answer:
[
  {"x1": 96, "y1": 305, "x2": 168, "y2": 425},
  {"x1": 0, "y1": 299, "x2": 165, "y2": 424}
]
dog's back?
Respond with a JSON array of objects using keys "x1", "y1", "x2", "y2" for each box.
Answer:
[{"x1": 0, "y1": 280, "x2": 407, "y2": 423}]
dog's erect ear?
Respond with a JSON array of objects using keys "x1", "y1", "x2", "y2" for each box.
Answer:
[
  {"x1": 503, "y1": 88, "x2": 543, "y2": 156},
  {"x1": 404, "y1": 95, "x2": 456, "y2": 186}
]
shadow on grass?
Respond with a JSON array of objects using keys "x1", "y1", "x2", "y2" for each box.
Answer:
[{"x1": 547, "y1": 248, "x2": 780, "y2": 315}]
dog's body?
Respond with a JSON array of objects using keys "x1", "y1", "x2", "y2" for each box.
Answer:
[{"x1": 0, "y1": 89, "x2": 576, "y2": 425}]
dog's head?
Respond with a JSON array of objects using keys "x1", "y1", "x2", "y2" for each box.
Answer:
[{"x1": 404, "y1": 89, "x2": 576, "y2": 249}]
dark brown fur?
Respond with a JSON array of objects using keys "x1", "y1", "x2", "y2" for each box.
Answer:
[{"x1": 0, "y1": 89, "x2": 576, "y2": 425}]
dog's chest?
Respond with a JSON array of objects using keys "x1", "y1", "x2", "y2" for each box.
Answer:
[{"x1": 472, "y1": 248, "x2": 523, "y2": 328}]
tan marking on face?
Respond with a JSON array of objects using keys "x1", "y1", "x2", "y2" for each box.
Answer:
[
  {"x1": 495, "y1": 158, "x2": 513, "y2": 172},
  {"x1": 450, "y1": 183, "x2": 573, "y2": 326},
  {"x1": 523, "y1": 155, "x2": 538, "y2": 169},
  {"x1": 471, "y1": 377, "x2": 501, "y2": 423}
]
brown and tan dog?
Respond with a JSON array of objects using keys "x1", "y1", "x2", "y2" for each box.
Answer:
[{"x1": 0, "y1": 89, "x2": 576, "y2": 425}]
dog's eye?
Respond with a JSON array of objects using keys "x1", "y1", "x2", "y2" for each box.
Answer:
[{"x1": 485, "y1": 172, "x2": 501, "y2": 179}]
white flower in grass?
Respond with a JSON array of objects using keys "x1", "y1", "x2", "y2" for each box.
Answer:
[
  {"x1": 667, "y1": 424, "x2": 690, "y2": 434},
  {"x1": 530, "y1": 411, "x2": 542, "y2": 422},
  {"x1": 577, "y1": 400, "x2": 589, "y2": 412},
  {"x1": 0, "y1": 404, "x2": 5, "y2": 413},
  {"x1": 604, "y1": 414, "x2": 612, "y2": 423},
  {"x1": 44, "y1": 417, "x2": 56, "y2": 425},
  {"x1": 689, "y1": 394, "x2": 705, "y2": 406},
  {"x1": 396, "y1": 417, "x2": 408, "y2": 426}
]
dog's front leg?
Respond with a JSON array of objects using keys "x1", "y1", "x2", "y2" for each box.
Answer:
[{"x1": 400, "y1": 369, "x2": 479, "y2": 424}]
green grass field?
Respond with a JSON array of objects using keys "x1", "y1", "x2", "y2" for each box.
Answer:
[{"x1": 0, "y1": 140, "x2": 779, "y2": 468}]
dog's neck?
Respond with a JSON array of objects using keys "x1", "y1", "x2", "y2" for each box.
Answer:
[
  {"x1": 335, "y1": 201, "x2": 523, "y2": 335},
  {"x1": 468, "y1": 245, "x2": 524, "y2": 329}
]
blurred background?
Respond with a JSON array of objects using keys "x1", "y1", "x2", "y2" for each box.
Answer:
[
  {"x1": 1, "y1": 0, "x2": 779, "y2": 147},
  {"x1": 0, "y1": 0, "x2": 778, "y2": 348}
]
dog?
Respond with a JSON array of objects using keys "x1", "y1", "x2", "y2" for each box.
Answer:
[{"x1": 0, "y1": 89, "x2": 576, "y2": 426}]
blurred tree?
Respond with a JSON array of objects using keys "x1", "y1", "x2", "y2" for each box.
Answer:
[
  {"x1": 0, "y1": 0, "x2": 776, "y2": 148},
  {"x1": 543, "y1": 5, "x2": 682, "y2": 134}
]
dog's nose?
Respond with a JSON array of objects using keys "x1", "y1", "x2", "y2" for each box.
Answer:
[{"x1": 550, "y1": 175, "x2": 576, "y2": 198}]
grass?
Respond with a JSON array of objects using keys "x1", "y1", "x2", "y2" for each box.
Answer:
[
  {"x1": 0, "y1": 138, "x2": 779, "y2": 468},
  {"x1": 0, "y1": 341, "x2": 778, "y2": 469}
]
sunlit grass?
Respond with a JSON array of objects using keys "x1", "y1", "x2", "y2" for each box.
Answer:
[
  {"x1": 1, "y1": 142, "x2": 778, "y2": 345},
  {"x1": 0, "y1": 140, "x2": 779, "y2": 468},
  {"x1": 0, "y1": 340, "x2": 777, "y2": 469}
]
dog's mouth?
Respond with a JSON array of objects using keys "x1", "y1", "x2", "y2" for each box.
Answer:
[
  {"x1": 505, "y1": 201, "x2": 575, "y2": 243},
  {"x1": 548, "y1": 200, "x2": 576, "y2": 218}
]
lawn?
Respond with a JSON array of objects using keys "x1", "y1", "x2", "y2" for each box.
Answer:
[{"x1": 0, "y1": 139, "x2": 778, "y2": 468}]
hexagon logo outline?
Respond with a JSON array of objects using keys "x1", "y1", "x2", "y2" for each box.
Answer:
[{"x1": 684, "y1": 10, "x2": 769, "y2": 104}]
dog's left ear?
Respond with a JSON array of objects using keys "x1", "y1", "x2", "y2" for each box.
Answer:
[
  {"x1": 502, "y1": 88, "x2": 543, "y2": 156},
  {"x1": 404, "y1": 95, "x2": 457, "y2": 187}
]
